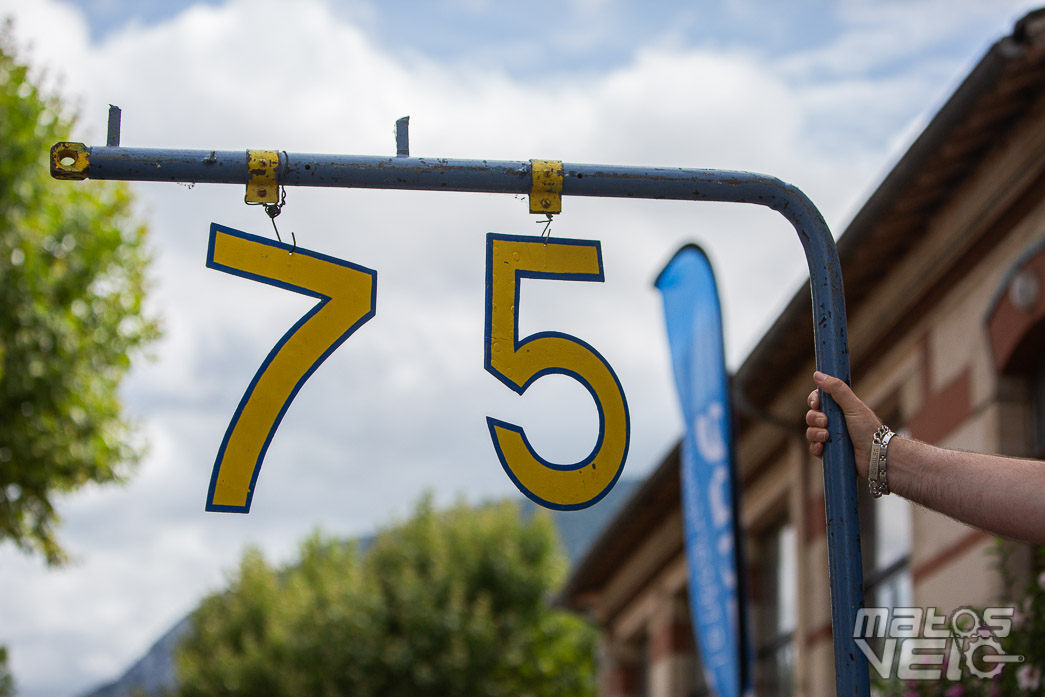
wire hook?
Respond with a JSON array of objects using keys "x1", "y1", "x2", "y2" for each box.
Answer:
[
  {"x1": 250, "y1": 151, "x2": 296, "y2": 254},
  {"x1": 536, "y1": 213, "x2": 553, "y2": 243},
  {"x1": 265, "y1": 192, "x2": 285, "y2": 243}
]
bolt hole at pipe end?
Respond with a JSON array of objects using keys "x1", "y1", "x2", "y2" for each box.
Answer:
[
  {"x1": 50, "y1": 143, "x2": 88, "y2": 179},
  {"x1": 55, "y1": 145, "x2": 83, "y2": 168},
  {"x1": 304, "y1": 164, "x2": 311, "y2": 171}
]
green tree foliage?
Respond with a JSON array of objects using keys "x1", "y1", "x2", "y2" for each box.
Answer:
[
  {"x1": 0, "y1": 25, "x2": 159, "y2": 564},
  {"x1": 0, "y1": 646, "x2": 13, "y2": 697},
  {"x1": 176, "y1": 498, "x2": 598, "y2": 697}
]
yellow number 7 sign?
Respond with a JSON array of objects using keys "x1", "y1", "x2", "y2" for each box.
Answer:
[{"x1": 205, "y1": 224, "x2": 377, "y2": 513}]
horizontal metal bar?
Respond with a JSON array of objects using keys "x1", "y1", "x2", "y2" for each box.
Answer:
[
  {"x1": 74, "y1": 146, "x2": 532, "y2": 192},
  {"x1": 62, "y1": 145, "x2": 815, "y2": 209}
]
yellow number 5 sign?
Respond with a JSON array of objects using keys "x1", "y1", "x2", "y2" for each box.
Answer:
[
  {"x1": 205, "y1": 224, "x2": 377, "y2": 513},
  {"x1": 485, "y1": 234, "x2": 630, "y2": 510}
]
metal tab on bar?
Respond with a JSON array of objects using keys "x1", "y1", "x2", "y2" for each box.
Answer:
[
  {"x1": 529, "y1": 159, "x2": 563, "y2": 214},
  {"x1": 395, "y1": 116, "x2": 410, "y2": 158},
  {"x1": 245, "y1": 150, "x2": 279, "y2": 204},
  {"x1": 50, "y1": 142, "x2": 90, "y2": 180},
  {"x1": 107, "y1": 105, "x2": 122, "y2": 147}
]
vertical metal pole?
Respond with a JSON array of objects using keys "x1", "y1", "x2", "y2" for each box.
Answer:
[{"x1": 774, "y1": 186, "x2": 869, "y2": 697}]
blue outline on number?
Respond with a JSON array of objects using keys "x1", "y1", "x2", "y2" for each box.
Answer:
[
  {"x1": 484, "y1": 232, "x2": 631, "y2": 511},
  {"x1": 204, "y1": 223, "x2": 377, "y2": 513}
]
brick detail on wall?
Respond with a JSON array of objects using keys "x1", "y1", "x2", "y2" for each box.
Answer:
[
  {"x1": 988, "y1": 243, "x2": 1045, "y2": 373},
  {"x1": 906, "y1": 368, "x2": 972, "y2": 444},
  {"x1": 912, "y1": 528, "x2": 990, "y2": 584},
  {"x1": 807, "y1": 621, "x2": 833, "y2": 646},
  {"x1": 650, "y1": 620, "x2": 696, "y2": 663},
  {"x1": 806, "y1": 494, "x2": 827, "y2": 542},
  {"x1": 601, "y1": 660, "x2": 640, "y2": 697}
]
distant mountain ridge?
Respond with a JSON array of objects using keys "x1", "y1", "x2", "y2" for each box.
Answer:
[{"x1": 78, "y1": 479, "x2": 640, "y2": 697}]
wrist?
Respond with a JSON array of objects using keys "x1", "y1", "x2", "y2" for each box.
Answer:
[
  {"x1": 868, "y1": 425, "x2": 896, "y2": 498},
  {"x1": 875, "y1": 434, "x2": 928, "y2": 501},
  {"x1": 854, "y1": 421, "x2": 884, "y2": 479}
]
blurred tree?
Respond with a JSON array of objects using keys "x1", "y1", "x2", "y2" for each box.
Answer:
[
  {"x1": 0, "y1": 24, "x2": 159, "y2": 564},
  {"x1": 176, "y1": 498, "x2": 598, "y2": 697},
  {"x1": 0, "y1": 647, "x2": 13, "y2": 697}
]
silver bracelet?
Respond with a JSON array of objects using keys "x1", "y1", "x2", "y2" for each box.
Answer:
[{"x1": 869, "y1": 425, "x2": 895, "y2": 498}]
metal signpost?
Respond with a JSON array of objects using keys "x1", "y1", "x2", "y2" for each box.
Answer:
[{"x1": 51, "y1": 108, "x2": 870, "y2": 696}]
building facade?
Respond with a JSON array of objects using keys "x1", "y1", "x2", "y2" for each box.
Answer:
[{"x1": 562, "y1": 9, "x2": 1045, "y2": 696}]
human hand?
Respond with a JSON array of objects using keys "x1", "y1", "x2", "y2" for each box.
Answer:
[{"x1": 804, "y1": 371, "x2": 882, "y2": 477}]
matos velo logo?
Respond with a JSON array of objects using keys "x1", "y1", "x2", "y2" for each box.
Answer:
[{"x1": 854, "y1": 606, "x2": 1024, "y2": 680}]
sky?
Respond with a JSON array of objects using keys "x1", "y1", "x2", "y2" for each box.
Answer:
[{"x1": 0, "y1": 1, "x2": 1040, "y2": 695}]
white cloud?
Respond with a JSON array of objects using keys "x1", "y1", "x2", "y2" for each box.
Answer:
[{"x1": 0, "y1": 0, "x2": 1028, "y2": 694}]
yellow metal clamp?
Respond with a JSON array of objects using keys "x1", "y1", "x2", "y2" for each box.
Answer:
[
  {"x1": 529, "y1": 159, "x2": 563, "y2": 215},
  {"x1": 50, "y1": 142, "x2": 90, "y2": 180},
  {"x1": 245, "y1": 150, "x2": 280, "y2": 204}
]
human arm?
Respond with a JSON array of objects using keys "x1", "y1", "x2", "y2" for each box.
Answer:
[{"x1": 805, "y1": 371, "x2": 1045, "y2": 545}]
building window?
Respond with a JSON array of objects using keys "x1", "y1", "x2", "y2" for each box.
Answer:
[
  {"x1": 679, "y1": 595, "x2": 710, "y2": 697},
  {"x1": 860, "y1": 454, "x2": 913, "y2": 610},
  {"x1": 637, "y1": 633, "x2": 650, "y2": 697},
  {"x1": 686, "y1": 658, "x2": 710, "y2": 697},
  {"x1": 1031, "y1": 359, "x2": 1045, "y2": 458},
  {"x1": 755, "y1": 520, "x2": 795, "y2": 697}
]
